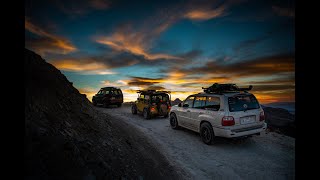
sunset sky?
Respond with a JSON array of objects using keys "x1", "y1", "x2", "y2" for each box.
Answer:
[{"x1": 25, "y1": 0, "x2": 295, "y2": 104}]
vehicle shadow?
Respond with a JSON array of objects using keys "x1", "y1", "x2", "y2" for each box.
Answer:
[{"x1": 176, "y1": 127, "x2": 256, "y2": 146}]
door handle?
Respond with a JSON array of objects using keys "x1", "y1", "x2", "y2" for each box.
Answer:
[{"x1": 187, "y1": 110, "x2": 190, "y2": 112}]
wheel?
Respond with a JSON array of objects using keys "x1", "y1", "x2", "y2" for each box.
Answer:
[
  {"x1": 143, "y1": 108, "x2": 151, "y2": 119},
  {"x1": 103, "y1": 101, "x2": 108, "y2": 108},
  {"x1": 131, "y1": 105, "x2": 137, "y2": 114},
  {"x1": 169, "y1": 113, "x2": 179, "y2": 129},
  {"x1": 117, "y1": 103, "x2": 122, "y2": 107},
  {"x1": 200, "y1": 122, "x2": 215, "y2": 145}
]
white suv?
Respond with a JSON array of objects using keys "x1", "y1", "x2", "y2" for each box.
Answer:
[{"x1": 169, "y1": 91, "x2": 267, "y2": 144}]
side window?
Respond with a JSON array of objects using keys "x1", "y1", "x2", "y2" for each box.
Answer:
[
  {"x1": 205, "y1": 96, "x2": 220, "y2": 111},
  {"x1": 105, "y1": 90, "x2": 110, "y2": 94},
  {"x1": 118, "y1": 90, "x2": 122, "y2": 94},
  {"x1": 193, "y1": 96, "x2": 206, "y2": 108},
  {"x1": 113, "y1": 90, "x2": 118, "y2": 95},
  {"x1": 183, "y1": 96, "x2": 195, "y2": 107},
  {"x1": 97, "y1": 90, "x2": 103, "y2": 94},
  {"x1": 140, "y1": 94, "x2": 145, "y2": 99}
]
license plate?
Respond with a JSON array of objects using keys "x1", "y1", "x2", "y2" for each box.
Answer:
[{"x1": 240, "y1": 116, "x2": 256, "y2": 124}]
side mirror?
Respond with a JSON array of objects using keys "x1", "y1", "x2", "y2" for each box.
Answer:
[
  {"x1": 178, "y1": 103, "x2": 182, "y2": 107},
  {"x1": 183, "y1": 104, "x2": 189, "y2": 107}
]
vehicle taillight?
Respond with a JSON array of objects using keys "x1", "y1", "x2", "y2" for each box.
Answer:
[
  {"x1": 150, "y1": 107, "x2": 156, "y2": 111},
  {"x1": 259, "y1": 111, "x2": 265, "y2": 121},
  {"x1": 222, "y1": 116, "x2": 235, "y2": 126},
  {"x1": 168, "y1": 106, "x2": 171, "y2": 109}
]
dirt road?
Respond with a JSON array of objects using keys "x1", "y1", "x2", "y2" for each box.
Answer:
[{"x1": 96, "y1": 104, "x2": 295, "y2": 180}]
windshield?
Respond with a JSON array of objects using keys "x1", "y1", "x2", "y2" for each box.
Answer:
[{"x1": 228, "y1": 94, "x2": 260, "y2": 112}]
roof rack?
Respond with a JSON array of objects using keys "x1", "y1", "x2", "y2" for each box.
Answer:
[
  {"x1": 202, "y1": 83, "x2": 252, "y2": 94},
  {"x1": 137, "y1": 90, "x2": 171, "y2": 94},
  {"x1": 101, "y1": 86, "x2": 120, "y2": 89}
]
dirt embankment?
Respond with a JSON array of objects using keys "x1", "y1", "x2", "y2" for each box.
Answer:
[{"x1": 25, "y1": 49, "x2": 181, "y2": 179}]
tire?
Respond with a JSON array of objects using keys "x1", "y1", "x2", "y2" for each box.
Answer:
[
  {"x1": 200, "y1": 122, "x2": 215, "y2": 145},
  {"x1": 132, "y1": 105, "x2": 137, "y2": 114},
  {"x1": 170, "y1": 113, "x2": 179, "y2": 129},
  {"x1": 117, "y1": 103, "x2": 122, "y2": 107},
  {"x1": 143, "y1": 108, "x2": 151, "y2": 119}
]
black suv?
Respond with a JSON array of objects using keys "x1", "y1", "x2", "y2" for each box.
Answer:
[{"x1": 92, "y1": 87, "x2": 123, "y2": 107}]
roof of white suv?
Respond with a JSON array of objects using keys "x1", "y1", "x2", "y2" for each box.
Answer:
[{"x1": 193, "y1": 92, "x2": 253, "y2": 97}]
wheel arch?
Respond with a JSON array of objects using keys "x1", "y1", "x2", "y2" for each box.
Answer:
[{"x1": 200, "y1": 120, "x2": 214, "y2": 133}]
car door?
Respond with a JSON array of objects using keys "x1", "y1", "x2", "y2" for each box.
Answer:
[
  {"x1": 178, "y1": 96, "x2": 194, "y2": 127},
  {"x1": 203, "y1": 96, "x2": 222, "y2": 127},
  {"x1": 95, "y1": 90, "x2": 104, "y2": 104},
  {"x1": 188, "y1": 96, "x2": 206, "y2": 131}
]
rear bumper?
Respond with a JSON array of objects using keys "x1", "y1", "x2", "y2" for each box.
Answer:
[
  {"x1": 213, "y1": 123, "x2": 267, "y2": 138},
  {"x1": 109, "y1": 99, "x2": 123, "y2": 104}
]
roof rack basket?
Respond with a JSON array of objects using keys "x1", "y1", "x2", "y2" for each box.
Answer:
[{"x1": 136, "y1": 90, "x2": 171, "y2": 94}]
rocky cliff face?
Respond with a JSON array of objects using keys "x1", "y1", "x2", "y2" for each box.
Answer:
[
  {"x1": 263, "y1": 107, "x2": 295, "y2": 138},
  {"x1": 25, "y1": 49, "x2": 179, "y2": 179}
]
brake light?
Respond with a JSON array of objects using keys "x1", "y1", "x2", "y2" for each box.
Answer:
[
  {"x1": 150, "y1": 107, "x2": 155, "y2": 111},
  {"x1": 259, "y1": 111, "x2": 265, "y2": 121},
  {"x1": 168, "y1": 106, "x2": 171, "y2": 109},
  {"x1": 222, "y1": 116, "x2": 235, "y2": 126}
]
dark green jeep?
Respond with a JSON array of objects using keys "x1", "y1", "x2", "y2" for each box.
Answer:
[{"x1": 92, "y1": 87, "x2": 123, "y2": 107}]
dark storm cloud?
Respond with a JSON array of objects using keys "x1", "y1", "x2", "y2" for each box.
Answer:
[
  {"x1": 52, "y1": 0, "x2": 111, "y2": 15},
  {"x1": 246, "y1": 75, "x2": 295, "y2": 85},
  {"x1": 272, "y1": 6, "x2": 295, "y2": 18},
  {"x1": 144, "y1": 85, "x2": 166, "y2": 90},
  {"x1": 179, "y1": 49, "x2": 203, "y2": 60},
  {"x1": 179, "y1": 53, "x2": 294, "y2": 77},
  {"x1": 233, "y1": 35, "x2": 270, "y2": 53},
  {"x1": 251, "y1": 84, "x2": 295, "y2": 92}
]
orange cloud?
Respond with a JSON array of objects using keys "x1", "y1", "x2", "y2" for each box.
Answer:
[
  {"x1": 184, "y1": 5, "x2": 226, "y2": 21},
  {"x1": 96, "y1": 35, "x2": 183, "y2": 61},
  {"x1": 25, "y1": 18, "x2": 77, "y2": 56},
  {"x1": 51, "y1": 59, "x2": 116, "y2": 75},
  {"x1": 95, "y1": 1, "x2": 230, "y2": 61}
]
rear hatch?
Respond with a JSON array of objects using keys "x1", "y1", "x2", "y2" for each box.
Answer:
[
  {"x1": 227, "y1": 94, "x2": 263, "y2": 130},
  {"x1": 112, "y1": 89, "x2": 123, "y2": 103}
]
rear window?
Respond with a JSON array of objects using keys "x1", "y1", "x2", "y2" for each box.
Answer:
[
  {"x1": 151, "y1": 94, "x2": 169, "y2": 102},
  {"x1": 228, "y1": 95, "x2": 260, "y2": 112}
]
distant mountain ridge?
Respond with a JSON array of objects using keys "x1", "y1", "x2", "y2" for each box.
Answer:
[
  {"x1": 263, "y1": 102, "x2": 295, "y2": 114},
  {"x1": 171, "y1": 98, "x2": 182, "y2": 106}
]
